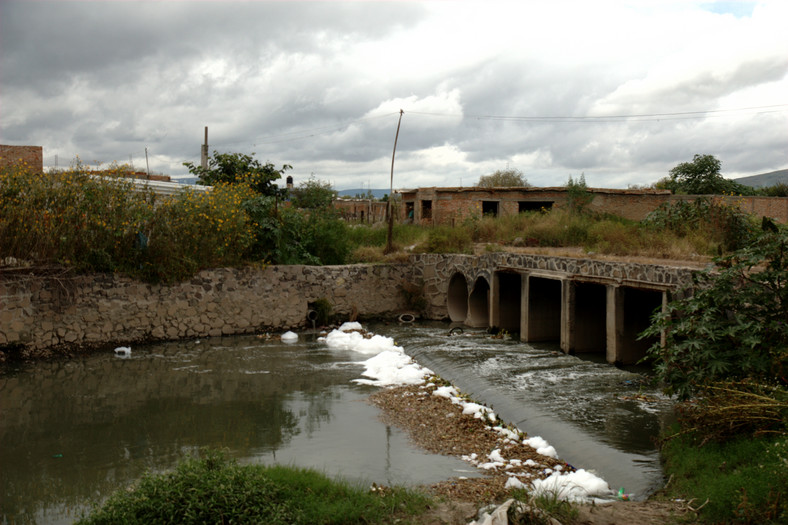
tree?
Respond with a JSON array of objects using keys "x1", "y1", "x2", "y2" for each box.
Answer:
[
  {"x1": 477, "y1": 168, "x2": 529, "y2": 187},
  {"x1": 184, "y1": 151, "x2": 291, "y2": 197},
  {"x1": 289, "y1": 176, "x2": 337, "y2": 209},
  {"x1": 663, "y1": 154, "x2": 752, "y2": 195}
]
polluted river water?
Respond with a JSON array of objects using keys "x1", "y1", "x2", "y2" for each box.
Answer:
[{"x1": 0, "y1": 322, "x2": 672, "y2": 524}]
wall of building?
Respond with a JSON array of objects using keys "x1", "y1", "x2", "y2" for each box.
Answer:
[
  {"x1": 332, "y1": 199, "x2": 389, "y2": 223},
  {"x1": 0, "y1": 264, "x2": 411, "y2": 360},
  {"x1": 398, "y1": 187, "x2": 788, "y2": 224},
  {"x1": 0, "y1": 145, "x2": 43, "y2": 172}
]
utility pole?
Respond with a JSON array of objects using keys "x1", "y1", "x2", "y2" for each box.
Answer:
[
  {"x1": 201, "y1": 126, "x2": 209, "y2": 170},
  {"x1": 384, "y1": 110, "x2": 404, "y2": 254}
]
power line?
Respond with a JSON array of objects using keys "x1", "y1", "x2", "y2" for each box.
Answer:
[{"x1": 407, "y1": 103, "x2": 788, "y2": 123}]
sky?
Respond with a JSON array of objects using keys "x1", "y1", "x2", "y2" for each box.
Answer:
[{"x1": 1, "y1": 0, "x2": 786, "y2": 191}]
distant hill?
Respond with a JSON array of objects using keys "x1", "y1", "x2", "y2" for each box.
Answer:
[
  {"x1": 734, "y1": 169, "x2": 788, "y2": 188},
  {"x1": 337, "y1": 188, "x2": 389, "y2": 199}
]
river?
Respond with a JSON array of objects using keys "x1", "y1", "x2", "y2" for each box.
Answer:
[{"x1": 0, "y1": 322, "x2": 672, "y2": 524}]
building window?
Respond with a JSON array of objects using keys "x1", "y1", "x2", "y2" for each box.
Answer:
[
  {"x1": 519, "y1": 201, "x2": 553, "y2": 213},
  {"x1": 405, "y1": 201, "x2": 415, "y2": 222},
  {"x1": 482, "y1": 201, "x2": 499, "y2": 217},
  {"x1": 421, "y1": 200, "x2": 432, "y2": 219}
]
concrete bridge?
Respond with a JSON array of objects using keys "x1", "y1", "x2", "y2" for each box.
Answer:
[{"x1": 412, "y1": 253, "x2": 698, "y2": 365}]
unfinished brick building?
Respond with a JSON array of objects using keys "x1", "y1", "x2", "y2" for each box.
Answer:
[{"x1": 397, "y1": 186, "x2": 788, "y2": 224}]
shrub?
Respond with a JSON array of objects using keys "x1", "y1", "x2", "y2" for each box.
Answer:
[
  {"x1": 642, "y1": 197, "x2": 756, "y2": 253},
  {"x1": 641, "y1": 228, "x2": 788, "y2": 400},
  {"x1": 76, "y1": 450, "x2": 432, "y2": 525},
  {"x1": 139, "y1": 182, "x2": 257, "y2": 283},
  {"x1": 0, "y1": 163, "x2": 156, "y2": 273},
  {"x1": 418, "y1": 225, "x2": 473, "y2": 254}
]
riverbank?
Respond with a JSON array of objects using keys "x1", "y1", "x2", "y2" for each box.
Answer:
[{"x1": 369, "y1": 383, "x2": 695, "y2": 525}]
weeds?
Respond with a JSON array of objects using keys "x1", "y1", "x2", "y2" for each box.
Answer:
[
  {"x1": 508, "y1": 489, "x2": 579, "y2": 525},
  {"x1": 661, "y1": 428, "x2": 788, "y2": 523},
  {"x1": 76, "y1": 450, "x2": 432, "y2": 525}
]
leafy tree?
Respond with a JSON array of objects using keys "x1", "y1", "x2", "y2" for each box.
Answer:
[
  {"x1": 184, "y1": 151, "x2": 291, "y2": 197},
  {"x1": 663, "y1": 154, "x2": 753, "y2": 195},
  {"x1": 477, "y1": 168, "x2": 529, "y2": 187},
  {"x1": 289, "y1": 176, "x2": 337, "y2": 209},
  {"x1": 641, "y1": 228, "x2": 788, "y2": 400}
]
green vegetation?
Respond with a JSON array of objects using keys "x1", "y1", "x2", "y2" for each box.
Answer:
[
  {"x1": 76, "y1": 450, "x2": 432, "y2": 525},
  {"x1": 289, "y1": 175, "x2": 338, "y2": 209},
  {"x1": 565, "y1": 173, "x2": 593, "y2": 214},
  {"x1": 640, "y1": 224, "x2": 788, "y2": 523},
  {"x1": 661, "y1": 429, "x2": 787, "y2": 523},
  {"x1": 508, "y1": 490, "x2": 579, "y2": 525},
  {"x1": 0, "y1": 161, "x2": 352, "y2": 282},
  {"x1": 184, "y1": 150, "x2": 291, "y2": 197},
  {"x1": 658, "y1": 154, "x2": 755, "y2": 195},
  {"x1": 0, "y1": 153, "x2": 780, "y2": 286},
  {"x1": 477, "y1": 168, "x2": 529, "y2": 187},
  {"x1": 642, "y1": 228, "x2": 788, "y2": 400}
]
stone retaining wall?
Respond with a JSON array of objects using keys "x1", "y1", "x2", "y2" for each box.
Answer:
[{"x1": 0, "y1": 264, "x2": 412, "y2": 359}]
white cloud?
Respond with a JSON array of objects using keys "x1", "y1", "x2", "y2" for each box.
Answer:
[{"x1": 0, "y1": 0, "x2": 785, "y2": 189}]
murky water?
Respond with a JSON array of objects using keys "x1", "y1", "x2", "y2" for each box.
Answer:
[
  {"x1": 0, "y1": 334, "x2": 475, "y2": 525},
  {"x1": 376, "y1": 322, "x2": 674, "y2": 500},
  {"x1": 0, "y1": 323, "x2": 672, "y2": 524}
]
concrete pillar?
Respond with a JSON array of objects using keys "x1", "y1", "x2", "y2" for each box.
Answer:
[
  {"x1": 520, "y1": 273, "x2": 529, "y2": 338},
  {"x1": 606, "y1": 285, "x2": 624, "y2": 364},
  {"x1": 491, "y1": 272, "x2": 501, "y2": 329},
  {"x1": 560, "y1": 279, "x2": 573, "y2": 353}
]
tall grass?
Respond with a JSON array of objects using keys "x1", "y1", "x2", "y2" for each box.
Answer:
[{"x1": 406, "y1": 208, "x2": 742, "y2": 259}]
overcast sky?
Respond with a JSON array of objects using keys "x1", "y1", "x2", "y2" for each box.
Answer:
[{"x1": 1, "y1": 0, "x2": 786, "y2": 190}]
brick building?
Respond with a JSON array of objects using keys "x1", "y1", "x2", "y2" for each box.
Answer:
[{"x1": 397, "y1": 186, "x2": 788, "y2": 224}]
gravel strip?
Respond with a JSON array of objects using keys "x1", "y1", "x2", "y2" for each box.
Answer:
[{"x1": 369, "y1": 382, "x2": 569, "y2": 504}]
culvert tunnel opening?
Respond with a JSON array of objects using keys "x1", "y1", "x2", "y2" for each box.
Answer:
[
  {"x1": 447, "y1": 273, "x2": 469, "y2": 323},
  {"x1": 467, "y1": 277, "x2": 490, "y2": 328},
  {"x1": 495, "y1": 271, "x2": 521, "y2": 335}
]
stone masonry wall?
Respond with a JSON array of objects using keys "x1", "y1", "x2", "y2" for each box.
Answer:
[
  {"x1": 410, "y1": 252, "x2": 698, "y2": 320},
  {"x1": 0, "y1": 264, "x2": 412, "y2": 358}
]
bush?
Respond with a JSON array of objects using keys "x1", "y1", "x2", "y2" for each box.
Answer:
[
  {"x1": 76, "y1": 450, "x2": 432, "y2": 525},
  {"x1": 642, "y1": 197, "x2": 756, "y2": 253},
  {"x1": 418, "y1": 225, "x2": 473, "y2": 254},
  {"x1": 0, "y1": 163, "x2": 156, "y2": 273},
  {"x1": 276, "y1": 207, "x2": 350, "y2": 265},
  {"x1": 641, "y1": 228, "x2": 788, "y2": 400},
  {"x1": 138, "y1": 182, "x2": 257, "y2": 283}
]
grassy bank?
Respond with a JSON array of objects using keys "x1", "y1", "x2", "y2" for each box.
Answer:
[
  {"x1": 76, "y1": 451, "x2": 433, "y2": 525},
  {"x1": 660, "y1": 430, "x2": 787, "y2": 523}
]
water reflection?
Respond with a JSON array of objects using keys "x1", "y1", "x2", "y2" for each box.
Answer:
[{"x1": 0, "y1": 334, "x2": 473, "y2": 525}]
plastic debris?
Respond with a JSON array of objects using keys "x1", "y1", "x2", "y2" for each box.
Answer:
[{"x1": 618, "y1": 487, "x2": 632, "y2": 501}]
